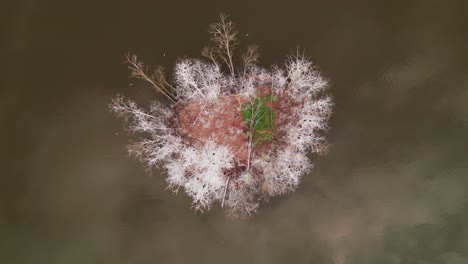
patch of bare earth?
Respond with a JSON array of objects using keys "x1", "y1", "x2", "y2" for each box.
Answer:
[{"x1": 170, "y1": 89, "x2": 301, "y2": 179}]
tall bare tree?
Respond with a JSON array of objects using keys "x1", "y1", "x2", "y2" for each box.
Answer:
[{"x1": 204, "y1": 14, "x2": 238, "y2": 77}]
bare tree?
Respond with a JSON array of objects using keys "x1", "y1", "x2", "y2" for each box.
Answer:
[
  {"x1": 242, "y1": 44, "x2": 259, "y2": 76},
  {"x1": 126, "y1": 54, "x2": 178, "y2": 103},
  {"x1": 206, "y1": 14, "x2": 238, "y2": 77}
]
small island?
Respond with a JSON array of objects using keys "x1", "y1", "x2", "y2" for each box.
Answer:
[{"x1": 111, "y1": 14, "x2": 333, "y2": 217}]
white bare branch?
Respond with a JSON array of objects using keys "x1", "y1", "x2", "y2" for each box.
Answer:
[
  {"x1": 242, "y1": 44, "x2": 259, "y2": 76},
  {"x1": 208, "y1": 14, "x2": 238, "y2": 77},
  {"x1": 126, "y1": 54, "x2": 177, "y2": 103}
]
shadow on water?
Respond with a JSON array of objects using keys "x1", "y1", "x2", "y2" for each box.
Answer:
[{"x1": 2, "y1": 0, "x2": 468, "y2": 263}]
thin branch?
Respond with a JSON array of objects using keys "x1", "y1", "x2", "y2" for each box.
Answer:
[
  {"x1": 242, "y1": 44, "x2": 259, "y2": 76},
  {"x1": 221, "y1": 176, "x2": 230, "y2": 208},
  {"x1": 201, "y1": 46, "x2": 218, "y2": 66},
  {"x1": 152, "y1": 66, "x2": 176, "y2": 94},
  {"x1": 126, "y1": 54, "x2": 177, "y2": 103},
  {"x1": 208, "y1": 14, "x2": 238, "y2": 77},
  {"x1": 191, "y1": 101, "x2": 209, "y2": 126}
]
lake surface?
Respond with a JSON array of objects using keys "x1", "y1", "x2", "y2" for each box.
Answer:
[{"x1": 3, "y1": 0, "x2": 468, "y2": 263}]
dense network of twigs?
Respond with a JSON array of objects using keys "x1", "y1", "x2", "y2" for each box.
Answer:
[{"x1": 110, "y1": 14, "x2": 333, "y2": 217}]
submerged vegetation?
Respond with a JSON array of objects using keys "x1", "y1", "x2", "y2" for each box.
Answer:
[{"x1": 110, "y1": 14, "x2": 333, "y2": 217}]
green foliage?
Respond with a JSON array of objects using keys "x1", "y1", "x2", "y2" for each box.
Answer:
[{"x1": 241, "y1": 95, "x2": 275, "y2": 144}]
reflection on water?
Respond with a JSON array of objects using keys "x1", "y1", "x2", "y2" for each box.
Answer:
[{"x1": 2, "y1": 0, "x2": 468, "y2": 263}]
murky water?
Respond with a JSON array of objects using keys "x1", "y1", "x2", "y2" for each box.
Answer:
[{"x1": 3, "y1": 0, "x2": 468, "y2": 263}]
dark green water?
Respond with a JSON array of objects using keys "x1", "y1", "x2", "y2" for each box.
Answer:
[{"x1": 3, "y1": 0, "x2": 468, "y2": 263}]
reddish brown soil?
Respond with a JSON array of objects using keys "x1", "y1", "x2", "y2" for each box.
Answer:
[
  {"x1": 170, "y1": 89, "x2": 301, "y2": 174},
  {"x1": 175, "y1": 95, "x2": 249, "y2": 163}
]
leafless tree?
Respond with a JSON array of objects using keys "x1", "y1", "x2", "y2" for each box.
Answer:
[
  {"x1": 126, "y1": 54, "x2": 177, "y2": 103},
  {"x1": 206, "y1": 14, "x2": 238, "y2": 77},
  {"x1": 242, "y1": 44, "x2": 259, "y2": 76}
]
